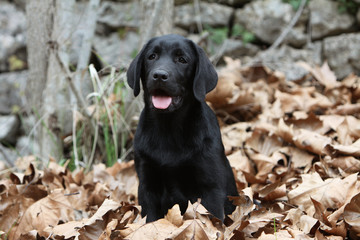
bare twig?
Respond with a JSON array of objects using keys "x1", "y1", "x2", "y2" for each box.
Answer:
[
  {"x1": 210, "y1": 39, "x2": 229, "y2": 65},
  {"x1": 267, "y1": 0, "x2": 307, "y2": 51},
  {"x1": 103, "y1": 96, "x2": 119, "y2": 162},
  {"x1": 194, "y1": 0, "x2": 203, "y2": 33},
  {"x1": 87, "y1": 112, "x2": 99, "y2": 172},
  {"x1": 57, "y1": 53, "x2": 106, "y2": 171},
  {"x1": 72, "y1": 106, "x2": 79, "y2": 168},
  {"x1": 72, "y1": 0, "x2": 100, "y2": 105},
  {"x1": 56, "y1": 52, "x2": 93, "y2": 122},
  {"x1": 195, "y1": 31, "x2": 210, "y2": 45},
  {"x1": 140, "y1": 0, "x2": 166, "y2": 46}
]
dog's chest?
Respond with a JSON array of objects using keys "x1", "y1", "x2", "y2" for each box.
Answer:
[
  {"x1": 136, "y1": 128, "x2": 204, "y2": 164},
  {"x1": 144, "y1": 163, "x2": 204, "y2": 196}
]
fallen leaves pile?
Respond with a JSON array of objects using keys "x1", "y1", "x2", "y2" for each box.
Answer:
[{"x1": 1, "y1": 58, "x2": 360, "y2": 239}]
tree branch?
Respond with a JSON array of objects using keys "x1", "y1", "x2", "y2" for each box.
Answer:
[{"x1": 268, "y1": 0, "x2": 307, "y2": 51}]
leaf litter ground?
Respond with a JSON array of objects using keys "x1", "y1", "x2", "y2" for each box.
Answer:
[{"x1": 1, "y1": 58, "x2": 360, "y2": 239}]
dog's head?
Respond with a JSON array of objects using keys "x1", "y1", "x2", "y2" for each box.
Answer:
[{"x1": 127, "y1": 34, "x2": 218, "y2": 112}]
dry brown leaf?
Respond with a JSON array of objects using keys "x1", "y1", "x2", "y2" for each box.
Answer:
[
  {"x1": 326, "y1": 156, "x2": 360, "y2": 173},
  {"x1": 127, "y1": 219, "x2": 178, "y2": 239},
  {"x1": 343, "y1": 193, "x2": 360, "y2": 234},
  {"x1": 207, "y1": 57, "x2": 242, "y2": 109},
  {"x1": 0, "y1": 192, "x2": 35, "y2": 236},
  {"x1": 99, "y1": 218, "x2": 118, "y2": 240},
  {"x1": 257, "y1": 230, "x2": 294, "y2": 240},
  {"x1": 47, "y1": 220, "x2": 84, "y2": 239},
  {"x1": 297, "y1": 61, "x2": 339, "y2": 90},
  {"x1": 225, "y1": 195, "x2": 254, "y2": 239},
  {"x1": 276, "y1": 118, "x2": 332, "y2": 155},
  {"x1": 247, "y1": 153, "x2": 277, "y2": 182},
  {"x1": 286, "y1": 113, "x2": 328, "y2": 134},
  {"x1": 319, "y1": 220, "x2": 347, "y2": 238},
  {"x1": 329, "y1": 103, "x2": 360, "y2": 115},
  {"x1": 298, "y1": 215, "x2": 319, "y2": 234},
  {"x1": 228, "y1": 150, "x2": 254, "y2": 175},
  {"x1": 283, "y1": 208, "x2": 303, "y2": 228},
  {"x1": 42, "y1": 167, "x2": 65, "y2": 190},
  {"x1": 183, "y1": 200, "x2": 210, "y2": 220},
  {"x1": 332, "y1": 115, "x2": 360, "y2": 145},
  {"x1": 9, "y1": 189, "x2": 75, "y2": 239},
  {"x1": 275, "y1": 87, "x2": 333, "y2": 113},
  {"x1": 221, "y1": 122, "x2": 252, "y2": 155},
  {"x1": 17, "y1": 230, "x2": 38, "y2": 240},
  {"x1": 325, "y1": 139, "x2": 360, "y2": 157},
  {"x1": 288, "y1": 172, "x2": 358, "y2": 217},
  {"x1": 246, "y1": 129, "x2": 284, "y2": 156},
  {"x1": 328, "y1": 180, "x2": 360, "y2": 225},
  {"x1": 165, "y1": 204, "x2": 183, "y2": 227},
  {"x1": 171, "y1": 219, "x2": 210, "y2": 240},
  {"x1": 319, "y1": 115, "x2": 345, "y2": 131},
  {"x1": 87, "y1": 182, "x2": 110, "y2": 206},
  {"x1": 311, "y1": 198, "x2": 328, "y2": 222},
  {"x1": 278, "y1": 146, "x2": 314, "y2": 171},
  {"x1": 85, "y1": 198, "x2": 120, "y2": 225},
  {"x1": 47, "y1": 198, "x2": 121, "y2": 239},
  {"x1": 315, "y1": 230, "x2": 345, "y2": 240},
  {"x1": 93, "y1": 163, "x2": 114, "y2": 185},
  {"x1": 241, "y1": 209, "x2": 283, "y2": 237},
  {"x1": 258, "y1": 182, "x2": 287, "y2": 201},
  {"x1": 14, "y1": 155, "x2": 37, "y2": 171}
]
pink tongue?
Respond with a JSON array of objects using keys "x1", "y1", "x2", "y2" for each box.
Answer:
[{"x1": 152, "y1": 95, "x2": 172, "y2": 109}]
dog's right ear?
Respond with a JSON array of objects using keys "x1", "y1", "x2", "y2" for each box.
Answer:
[{"x1": 127, "y1": 41, "x2": 151, "y2": 97}]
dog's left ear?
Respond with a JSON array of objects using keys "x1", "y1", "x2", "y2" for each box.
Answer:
[
  {"x1": 127, "y1": 40, "x2": 152, "y2": 97},
  {"x1": 191, "y1": 43, "x2": 218, "y2": 101}
]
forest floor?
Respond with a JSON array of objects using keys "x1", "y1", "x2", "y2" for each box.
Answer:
[{"x1": 1, "y1": 58, "x2": 360, "y2": 239}]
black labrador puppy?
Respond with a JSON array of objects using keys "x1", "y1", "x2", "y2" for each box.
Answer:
[{"x1": 127, "y1": 34, "x2": 238, "y2": 222}]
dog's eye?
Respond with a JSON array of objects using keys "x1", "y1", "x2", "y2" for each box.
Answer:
[
  {"x1": 148, "y1": 54, "x2": 157, "y2": 60},
  {"x1": 178, "y1": 57, "x2": 187, "y2": 64}
]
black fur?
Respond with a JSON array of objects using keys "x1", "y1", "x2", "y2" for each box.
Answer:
[{"x1": 127, "y1": 34, "x2": 238, "y2": 222}]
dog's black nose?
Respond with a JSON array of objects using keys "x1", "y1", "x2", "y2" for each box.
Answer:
[{"x1": 152, "y1": 70, "x2": 169, "y2": 81}]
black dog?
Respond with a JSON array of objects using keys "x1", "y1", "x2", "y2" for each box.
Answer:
[{"x1": 127, "y1": 34, "x2": 238, "y2": 222}]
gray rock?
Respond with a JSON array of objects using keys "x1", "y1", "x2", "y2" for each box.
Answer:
[
  {"x1": 12, "y1": 0, "x2": 26, "y2": 11},
  {"x1": 212, "y1": 0, "x2": 250, "y2": 6},
  {"x1": 69, "y1": 1, "x2": 99, "y2": 67},
  {"x1": 97, "y1": 1, "x2": 140, "y2": 31},
  {"x1": 0, "y1": 115, "x2": 19, "y2": 144},
  {"x1": 309, "y1": 0, "x2": 355, "y2": 40},
  {"x1": 175, "y1": 0, "x2": 190, "y2": 5},
  {"x1": 16, "y1": 136, "x2": 40, "y2": 157},
  {"x1": 223, "y1": 39, "x2": 259, "y2": 56},
  {"x1": 219, "y1": 39, "x2": 260, "y2": 63},
  {"x1": 20, "y1": 115, "x2": 37, "y2": 137},
  {"x1": 0, "y1": 70, "x2": 27, "y2": 115},
  {"x1": 175, "y1": 0, "x2": 250, "y2": 7},
  {"x1": 0, "y1": 143, "x2": 17, "y2": 167},
  {"x1": 255, "y1": 43, "x2": 323, "y2": 81},
  {"x1": 323, "y1": 33, "x2": 360, "y2": 79},
  {"x1": 174, "y1": 2, "x2": 233, "y2": 30},
  {"x1": 0, "y1": 2, "x2": 26, "y2": 35},
  {"x1": 93, "y1": 32, "x2": 139, "y2": 68},
  {"x1": 0, "y1": 2, "x2": 27, "y2": 72},
  {"x1": 235, "y1": 0, "x2": 308, "y2": 47}
]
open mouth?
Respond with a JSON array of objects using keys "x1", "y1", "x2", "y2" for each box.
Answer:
[{"x1": 151, "y1": 89, "x2": 181, "y2": 110}]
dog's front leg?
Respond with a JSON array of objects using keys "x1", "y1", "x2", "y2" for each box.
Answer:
[
  {"x1": 138, "y1": 183, "x2": 162, "y2": 222},
  {"x1": 201, "y1": 189, "x2": 225, "y2": 221}
]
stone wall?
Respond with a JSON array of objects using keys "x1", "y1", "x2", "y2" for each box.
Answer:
[{"x1": 0, "y1": 0, "x2": 360, "y2": 165}]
